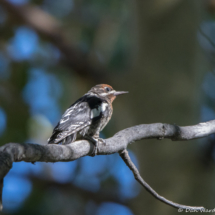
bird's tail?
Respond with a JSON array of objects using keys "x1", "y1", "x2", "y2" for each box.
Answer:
[
  {"x1": 48, "y1": 132, "x2": 77, "y2": 144},
  {"x1": 62, "y1": 133, "x2": 77, "y2": 145},
  {"x1": 47, "y1": 131, "x2": 59, "y2": 144}
]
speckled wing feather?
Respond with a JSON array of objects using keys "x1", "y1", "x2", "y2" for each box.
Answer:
[
  {"x1": 48, "y1": 96, "x2": 92, "y2": 144},
  {"x1": 48, "y1": 95, "x2": 104, "y2": 144}
]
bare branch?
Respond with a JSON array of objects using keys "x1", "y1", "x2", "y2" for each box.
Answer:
[
  {"x1": 1, "y1": 120, "x2": 215, "y2": 210},
  {"x1": 119, "y1": 149, "x2": 204, "y2": 211}
]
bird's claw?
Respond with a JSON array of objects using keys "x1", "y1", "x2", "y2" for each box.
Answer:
[
  {"x1": 91, "y1": 145, "x2": 98, "y2": 157},
  {"x1": 90, "y1": 138, "x2": 106, "y2": 157}
]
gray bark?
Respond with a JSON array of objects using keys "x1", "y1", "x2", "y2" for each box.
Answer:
[{"x1": 0, "y1": 120, "x2": 215, "y2": 210}]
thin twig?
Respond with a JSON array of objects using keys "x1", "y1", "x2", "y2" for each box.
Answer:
[{"x1": 119, "y1": 149, "x2": 205, "y2": 211}]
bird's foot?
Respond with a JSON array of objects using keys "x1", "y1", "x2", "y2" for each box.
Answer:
[
  {"x1": 86, "y1": 137, "x2": 106, "y2": 157},
  {"x1": 91, "y1": 144, "x2": 98, "y2": 157}
]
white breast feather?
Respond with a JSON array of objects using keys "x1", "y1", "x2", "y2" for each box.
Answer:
[
  {"x1": 101, "y1": 102, "x2": 108, "y2": 112},
  {"x1": 91, "y1": 106, "x2": 101, "y2": 119},
  {"x1": 90, "y1": 103, "x2": 108, "y2": 119}
]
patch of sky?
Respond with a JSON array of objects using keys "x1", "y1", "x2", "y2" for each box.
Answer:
[
  {"x1": 22, "y1": 68, "x2": 62, "y2": 124},
  {"x1": 0, "y1": 107, "x2": 7, "y2": 136},
  {"x1": 7, "y1": 26, "x2": 38, "y2": 61},
  {"x1": 0, "y1": 52, "x2": 10, "y2": 80},
  {"x1": 9, "y1": 161, "x2": 43, "y2": 177},
  {"x1": 96, "y1": 202, "x2": 134, "y2": 215},
  {"x1": 50, "y1": 161, "x2": 78, "y2": 183},
  {"x1": 3, "y1": 174, "x2": 32, "y2": 212},
  {"x1": 42, "y1": 0, "x2": 74, "y2": 18},
  {"x1": 110, "y1": 150, "x2": 140, "y2": 199},
  {"x1": 73, "y1": 155, "x2": 110, "y2": 192},
  {"x1": 7, "y1": 0, "x2": 30, "y2": 5},
  {"x1": 72, "y1": 150, "x2": 139, "y2": 198}
]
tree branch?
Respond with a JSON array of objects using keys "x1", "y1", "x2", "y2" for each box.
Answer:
[
  {"x1": 119, "y1": 149, "x2": 204, "y2": 211},
  {"x1": 1, "y1": 120, "x2": 215, "y2": 210}
]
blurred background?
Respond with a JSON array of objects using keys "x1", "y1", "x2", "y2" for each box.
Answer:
[{"x1": 0, "y1": 0, "x2": 215, "y2": 214}]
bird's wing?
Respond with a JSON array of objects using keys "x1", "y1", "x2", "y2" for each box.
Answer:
[
  {"x1": 48, "y1": 95, "x2": 104, "y2": 144},
  {"x1": 48, "y1": 97, "x2": 91, "y2": 144}
]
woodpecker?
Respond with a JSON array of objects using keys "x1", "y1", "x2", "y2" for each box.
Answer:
[{"x1": 48, "y1": 84, "x2": 128, "y2": 156}]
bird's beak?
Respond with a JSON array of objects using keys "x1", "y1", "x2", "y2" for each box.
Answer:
[{"x1": 114, "y1": 91, "x2": 129, "y2": 96}]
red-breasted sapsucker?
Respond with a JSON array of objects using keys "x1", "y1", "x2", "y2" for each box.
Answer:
[{"x1": 48, "y1": 84, "x2": 128, "y2": 156}]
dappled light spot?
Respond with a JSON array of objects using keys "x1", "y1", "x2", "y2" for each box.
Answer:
[
  {"x1": 96, "y1": 202, "x2": 134, "y2": 215},
  {"x1": 74, "y1": 175, "x2": 100, "y2": 192},
  {"x1": 79, "y1": 154, "x2": 109, "y2": 176},
  {"x1": 9, "y1": 161, "x2": 43, "y2": 176},
  {"x1": 70, "y1": 150, "x2": 140, "y2": 197},
  {"x1": 73, "y1": 155, "x2": 109, "y2": 192},
  {"x1": 3, "y1": 175, "x2": 32, "y2": 212},
  {"x1": 50, "y1": 161, "x2": 78, "y2": 183},
  {"x1": 22, "y1": 68, "x2": 62, "y2": 124},
  {"x1": 7, "y1": 26, "x2": 38, "y2": 61},
  {"x1": 9, "y1": 162, "x2": 32, "y2": 176},
  {"x1": 110, "y1": 150, "x2": 140, "y2": 199},
  {"x1": 28, "y1": 162, "x2": 44, "y2": 175},
  {"x1": 7, "y1": 0, "x2": 30, "y2": 5}
]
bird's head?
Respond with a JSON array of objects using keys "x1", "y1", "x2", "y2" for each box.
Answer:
[{"x1": 88, "y1": 84, "x2": 128, "y2": 102}]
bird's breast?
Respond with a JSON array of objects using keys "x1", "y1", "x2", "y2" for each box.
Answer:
[
  {"x1": 84, "y1": 102, "x2": 112, "y2": 136},
  {"x1": 90, "y1": 102, "x2": 109, "y2": 120}
]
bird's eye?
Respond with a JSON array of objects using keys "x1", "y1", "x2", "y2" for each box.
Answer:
[{"x1": 105, "y1": 87, "x2": 111, "y2": 92}]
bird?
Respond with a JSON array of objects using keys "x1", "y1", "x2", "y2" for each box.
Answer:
[{"x1": 48, "y1": 84, "x2": 128, "y2": 156}]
